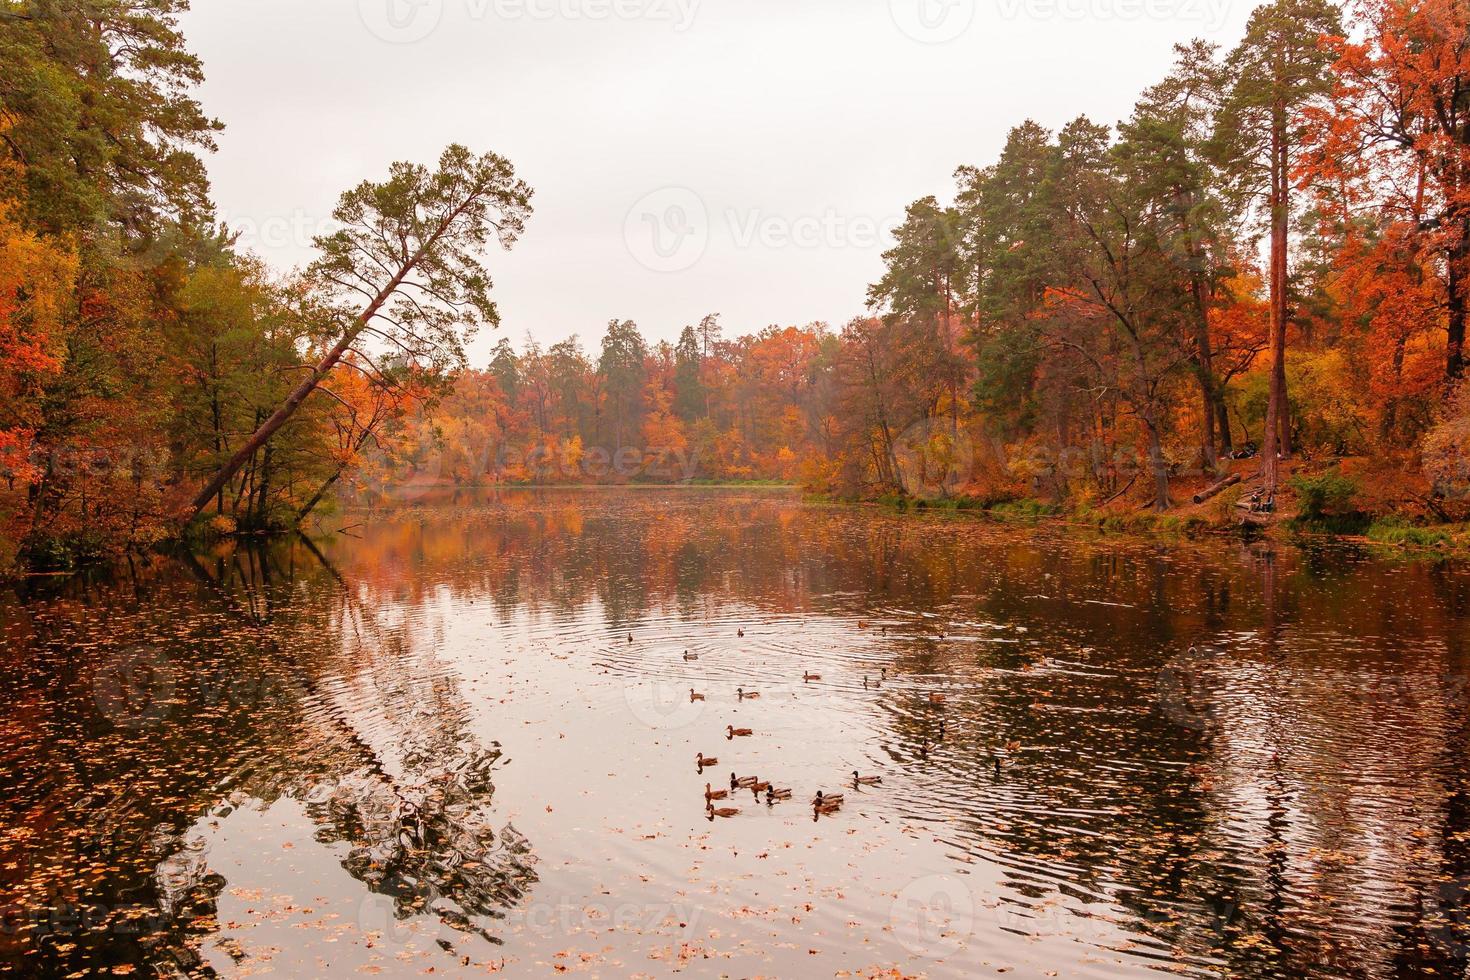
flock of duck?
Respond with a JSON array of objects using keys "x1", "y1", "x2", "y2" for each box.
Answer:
[{"x1": 671, "y1": 626, "x2": 964, "y2": 822}]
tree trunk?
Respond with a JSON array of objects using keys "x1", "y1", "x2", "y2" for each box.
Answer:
[
  {"x1": 1146, "y1": 416, "x2": 1170, "y2": 511},
  {"x1": 1263, "y1": 102, "x2": 1290, "y2": 493},
  {"x1": 1177, "y1": 184, "x2": 1219, "y2": 468},
  {"x1": 184, "y1": 192, "x2": 471, "y2": 524},
  {"x1": 297, "y1": 467, "x2": 345, "y2": 525},
  {"x1": 1449, "y1": 225, "x2": 1466, "y2": 386},
  {"x1": 255, "y1": 441, "x2": 273, "y2": 529}
]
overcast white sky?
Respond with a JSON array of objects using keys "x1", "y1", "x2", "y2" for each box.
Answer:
[{"x1": 182, "y1": 0, "x2": 1259, "y2": 363}]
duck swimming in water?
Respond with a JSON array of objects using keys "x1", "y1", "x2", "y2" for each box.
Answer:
[
  {"x1": 852, "y1": 771, "x2": 882, "y2": 786},
  {"x1": 696, "y1": 752, "x2": 718, "y2": 769},
  {"x1": 706, "y1": 802, "x2": 739, "y2": 819},
  {"x1": 704, "y1": 782, "x2": 728, "y2": 801},
  {"x1": 727, "y1": 725, "x2": 753, "y2": 739},
  {"x1": 813, "y1": 793, "x2": 843, "y2": 817},
  {"x1": 690, "y1": 688, "x2": 705, "y2": 701}
]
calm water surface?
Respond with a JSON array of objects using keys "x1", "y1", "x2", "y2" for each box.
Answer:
[{"x1": 3, "y1": 489, "x2": 1470, "y2": 978}]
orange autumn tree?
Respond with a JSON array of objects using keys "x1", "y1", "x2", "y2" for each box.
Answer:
[
  {"x1": 1307, "y1": 0, "x2": 1470, "y2": 389},
  {"x1": 0, "y1": 199, "x2": 76, "y2": 482}
]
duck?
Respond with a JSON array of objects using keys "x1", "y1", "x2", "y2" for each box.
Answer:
[
  {"x1": 696, "y1": 752, "x2": 718, "y2": 769},
  {"x1": 690, "y1": 688, "x2": 705, "y2": 702},
  {"x1": 1005, "y1": 740, "x2": 1021, "y2": 753},
  {"x1": 683, "y1": 650, "x2": 699, "y2": 661},
  {"x1": 918, "y1": 741, "x2": 930, "y2": 759},
  {"x1": 732, "y1": 773, "x2": 759, "y2": 790},
  {"x1": 852, "y1": 771, "x2": 882, "y2": 786},
  {"x1": 627, "y1": 633, "x2": 633, "y2": 643},
  {"x1": 813, "y1": 790, "x2": 844, "y2": 806},
  {"x1": 813, "y1": 794, "x2": 843, "y2": 816},
  {"x1": 857, "y1": 620, "x2": 869, "y2": 629},
  {"x1": 992, "y1": 756, "x2": 1002, "y2": 777},
  {"x1": 737, "y1": 628, "x2": 745, "y2": 638},
  {"x1": 704, "y1": 782, "x2": 728, "y2": 801},
  {"x1": 737, "y1": 688, "x2": 760, "y2": 700},
  {"x1": 706, "y1": 802, "x2": 739, "y2": 819},
  {"x1": 748, "y1": 779, "x2": 772, "y2": 796},
  {"x1": 803, "y1": 671, "x2": 821, "y2": 683},
  {"x1": 765, "y1": 786, "x2": 792, "y2": 804},
  {"x1": 928, "y1": 692, "x2": 947, "y2": 705},
  {"x1": 727, "y1": 725, "x2": 754, "y2": 739}
]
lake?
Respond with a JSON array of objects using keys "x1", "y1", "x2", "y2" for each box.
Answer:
[{"x1": 3, "y1": 488, "x2": 1469, "y2": 978}]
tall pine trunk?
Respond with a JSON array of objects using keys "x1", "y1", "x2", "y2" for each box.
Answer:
[{"x1": 1263, "y1": 101, "x2": 1290, "y2": 494}]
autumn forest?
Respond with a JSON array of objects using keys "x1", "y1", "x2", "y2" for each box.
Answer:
[{"x1": 5, "y1": 0, "x2": 1470, "y2": 575}]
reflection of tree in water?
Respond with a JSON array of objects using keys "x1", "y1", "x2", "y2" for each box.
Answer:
[
  {"x1": 307, "y1": 752, "x2": 535, "y2": 941},
  {"x1": 209, "y1": 539, "x2": 541, "y2": 946},
  {"x1": 7, "y1": 491, "x2": 1470, "y2": 980},
  {"x1": 0, "y1": 538, "x2": 536, "y2": 978}
]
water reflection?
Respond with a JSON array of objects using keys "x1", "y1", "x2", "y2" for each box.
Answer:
[
  {"x1": 1, "y1": 488, "x2": 1468, "y2": 978},
  {"x1": 1, "y1": 535, "x2": 531, "y2": 976}
]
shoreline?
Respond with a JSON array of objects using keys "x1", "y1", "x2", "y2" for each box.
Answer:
[
  {"x1": 835, "y1": 492, "x2": 1470, "y2": 561},
  {"x1": 7, "y1": 479, "x2": 1467, "y2": 583}
]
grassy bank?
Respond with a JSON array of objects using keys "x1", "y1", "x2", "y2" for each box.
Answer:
[{"x1": 837, "y1": 458, "x2": 1470, "y2": 560}]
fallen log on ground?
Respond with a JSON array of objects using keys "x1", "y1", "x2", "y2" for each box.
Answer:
[{"x1": 1193, "y1": 473, "x2": 1243, "y2": 506}]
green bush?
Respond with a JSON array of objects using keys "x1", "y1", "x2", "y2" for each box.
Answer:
[
  {"x1": 990, "y1": 498, "x2": 1060, "y2": 520},
  {"x1": 1289, "y1": 470, "x2": 1360, "y2": 524},
  {"x1": 1366, "y1": 517, "x2": 1451, "y2": 549}
]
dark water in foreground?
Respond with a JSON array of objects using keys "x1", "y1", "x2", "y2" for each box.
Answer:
[{"x1": 2, "y1": 488, "x2": 1470, "y2": 978}]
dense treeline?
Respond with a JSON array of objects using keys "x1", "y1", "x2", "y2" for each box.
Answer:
[
  {"x1": 394, "y1": 0, "x2": 1470, "y2": 515},
  {"x1": 4, "y1": 0, "x2": 1470, "y2": 574},
  {"x1": 0, "y1": 0, "x2": 528, "y2": 572}
]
